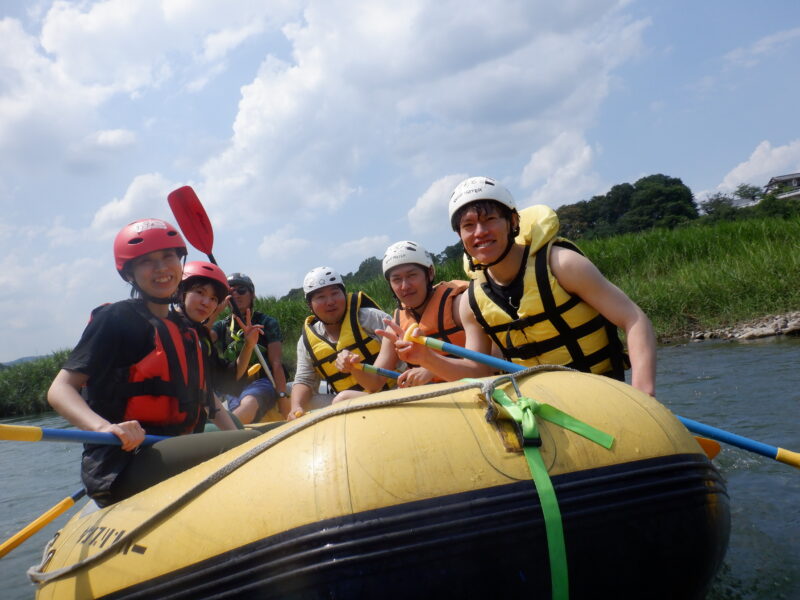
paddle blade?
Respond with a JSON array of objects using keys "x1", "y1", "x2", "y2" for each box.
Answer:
[
  {"x1": 0, "y1": 489, "x2": 85, "y2": 558},
  {"x1": 168, "y1": 186, "x2": 214, "y2": 255},
  {"x1": 694, "y1": 436, "x2": 721, "y2": 460}
]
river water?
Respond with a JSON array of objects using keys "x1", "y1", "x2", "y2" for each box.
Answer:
[{"x1": 1, "y1": 337, "x2": 798, "y2": 599}]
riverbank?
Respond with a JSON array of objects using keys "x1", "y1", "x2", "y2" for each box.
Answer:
[{"x1": 662, "y1": 311, "x2": 800, "y2": 343}]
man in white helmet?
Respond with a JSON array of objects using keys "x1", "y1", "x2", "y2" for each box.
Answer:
[
  {"x1": 336, "y1": 241, "x2": 468, "y2": 389},
  {"x1": 389, "y1": 176, "x2": 657, "y2": 396},
  {"x1": 287, "y1": 266, "x2": 394, "y2": 419}
]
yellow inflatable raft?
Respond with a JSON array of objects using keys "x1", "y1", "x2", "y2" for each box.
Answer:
[{"x1": 30, "y1": 368, "x2": 729, "y2": 599}]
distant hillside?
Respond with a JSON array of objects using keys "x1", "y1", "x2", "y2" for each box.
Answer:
[{"x1": 1, "y1": 355, "x2": 44, "y2": 368}]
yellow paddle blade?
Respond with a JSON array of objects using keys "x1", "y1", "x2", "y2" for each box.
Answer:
[
  {"x1": 0, "y1": 423, "x2": 44, "y2": 442},
  {"x1": 694, "y1": 436, "x2": 721, "y2": 460},
  {"x1": 0, "y1": 490, "x2": 84, "y2": 558}
]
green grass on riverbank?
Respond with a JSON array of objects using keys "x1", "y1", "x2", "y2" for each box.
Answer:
[
  {"x1": 3, "y1": 216, "x2": 798, "y2": 417},
  {"x1": 580, "y1": 217, "x2": 800, "y2": 337}
]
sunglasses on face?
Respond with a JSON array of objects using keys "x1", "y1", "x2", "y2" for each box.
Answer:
[{"x1": 231, "y1": 286, "x2": 250, "y2": 295}]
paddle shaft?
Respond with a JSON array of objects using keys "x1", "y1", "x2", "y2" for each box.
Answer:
[
  {"x1": 408, "y1": 333, "x2": 798, "y2": 469},
  {"x1": 354, "y1": 362, "x2": 402, "y2": 379},
  {"x1": 206, "y1": 256, "x2": 277, "y2": 388},
  {"x1": 0, "y1": 489, "x2": 85, "y2": 559},
  {"x1": 0, "y1": 423, "x2": 168, "y2": 446},
  {"x1": 167, "y1": 187, "x2": 277, "y2": 389}
]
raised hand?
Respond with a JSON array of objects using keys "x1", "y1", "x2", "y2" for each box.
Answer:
[{"x1": 235, "y1": 308, "x2": 264, "y2": 348}]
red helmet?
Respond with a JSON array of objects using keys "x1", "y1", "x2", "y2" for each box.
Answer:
[
  {"x1": 182, "y1": 261, "x2": 229, "y2": 300},
  {"x1": 113, "y1": 218, "x2": 187, "y2": 280}
]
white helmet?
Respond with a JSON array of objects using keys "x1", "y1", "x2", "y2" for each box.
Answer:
[
  {"x1": 382, "y1": 241, "x2": 433, "y2": 277},
  {"x1": 303, "y1": 266, "x2": 343, "y2": 296},
  {"x1": 448, "y1": 176, "x2": 516, "y2": 227}
]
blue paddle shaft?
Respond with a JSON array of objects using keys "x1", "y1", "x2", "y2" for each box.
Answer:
[
  {"x1": 677, "y1": 416, "x2": 778, "y2": 459},
  {"x1": 40, "y1": 428, "x2": 168, "y2": 446},
  {"x1": 420, "y1": 336, "x2": 788, "y2": 462}
]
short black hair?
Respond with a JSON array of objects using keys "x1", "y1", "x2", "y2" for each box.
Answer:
[
  {"x1": 451, "y1": 200, "x2": 516, "y2": 232},
  {"x1": 183, "y1": 277, "x2": 228, "y2": 304}
]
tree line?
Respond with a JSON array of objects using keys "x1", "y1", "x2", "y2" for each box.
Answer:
[{"x1": 555, "y1": 174, "x2": 800, "y2": 240}]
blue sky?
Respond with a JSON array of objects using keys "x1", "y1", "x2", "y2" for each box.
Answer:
[{"x1": 1, "y1": 0, "x2": 799, "y2": 362}]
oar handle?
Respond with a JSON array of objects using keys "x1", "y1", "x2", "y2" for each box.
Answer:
[
  {"x1": 0, "y1": 424, "x2": 168, "y2": 446},
  {"x1": 352, "y1": 362, "x2": 402, "y2": 379},
  {"x1": 0, "y1": 489, "x2": 86, "y2": 559},
  {"x1": 404, "y1": 327, "x2": 524, "y2": 373},
  {"x1": 403, "y1": 328, "x2": 800, "y2": 469}
]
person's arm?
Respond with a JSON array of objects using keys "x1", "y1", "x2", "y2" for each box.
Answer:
[
  {"x1": 209, "y1": 394, "x2": 238, "y2": 430},
  {"x1": 286, "y1": 335, "x2": 321, "y2": 418},
  {"x1": 380, "y1": 306, "x2": 494, "y2": 382},
  {"x1": 267, "y1": 341, "x2": 287, "y2": 394},
  {"x1": 335, "y1": 340, "x2": 392, "y2": 392},
  {"x1": 47, "y1": 369, "x2": 145, "y2": 451},
  {"x1": 260, "y1": 315, "x2": 288, "y2": 396},
  {"x1": 286, "y1": 382, "x2": 313, "y2": 420},
  {"x1": 233, "y1": 310, "x2": 263, "y2": 380},
  {"x1": 550, "y1": 245, "x2": 656, "y2": 396}
]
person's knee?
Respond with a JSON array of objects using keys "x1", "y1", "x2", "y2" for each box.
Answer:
[{"x1": 233, "y1": 395, "x2": 259, "y2": 424}]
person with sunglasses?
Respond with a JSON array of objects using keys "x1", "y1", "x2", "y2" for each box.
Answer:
[{"x1": 211, "y1": 272, "x2": 289, "y2": 423}]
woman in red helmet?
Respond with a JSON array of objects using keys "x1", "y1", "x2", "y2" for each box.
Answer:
[
  {"x1": 178, "y1": 261, "x2": 263, "y2": 429},
  {"x1": 47, "y1": 219, "x2": 258, "y2": 507}
]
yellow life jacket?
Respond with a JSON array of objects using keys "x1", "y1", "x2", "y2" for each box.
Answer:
[
  {"x1": 302, "y1": 291, "x2": 386, "y2": 393},
  {"x1": 467, "y1": 206, "x2": 628, "y2": 378}
]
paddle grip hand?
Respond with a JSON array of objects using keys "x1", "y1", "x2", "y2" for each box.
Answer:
[
  {"x1": 103, "y1": 420, "x2": 146, "y2": 451},
  {"x1": 397, "y1": 367, "x2": 434, "y2": 388},
  {"x1": 335, "y1": 349, "x2": 362, "y2": 374}
]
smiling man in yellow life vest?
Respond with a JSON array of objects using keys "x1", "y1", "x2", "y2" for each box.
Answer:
[
  {"x1": 390, "y1": 176, "x2": 657, "y2": 397},
  {"x1": 337, "y1": 240, "x2": 468, "y2": 390},
  {"x1": 287, "y1": 266, "x2": 393, "y2": 419}
]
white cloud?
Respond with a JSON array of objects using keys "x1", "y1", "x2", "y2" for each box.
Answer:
[
  {"x1": 91, "y1": 128, "x2": 137, "y2": 148},
  {"x1": 330, "y1": 235, "x2": 390, "y2": 261},
  {"x1": 91, "y1": 173, "x2": 177, "y2": 236},
  {"x1": 0, "y1": 3, "x2": 301, "y2": 175},
  {"x1": 0, "y1": 247, "x2": 122, "y2": 360},
  {"x1": 408, "y1": 173, "x2": 467, "y2": 234},
  {"x1": 724, "y1": 27, "x2": 800, "y2": 69},
  {"x1": 718, "y1": 140, "x2": 800, "y2": 193},
  {"x1": 257, "y1": 225, "x2": 310, "y2": 260},
  {"x1": 202, "y1": 21, "x2": 265, "y2": 62},
  {"x1": 199, "y1": 1, "x2": 648, "y2": 227},
  {"x1": 521, "y1": 131, "x2": 602, "y2": 208}
]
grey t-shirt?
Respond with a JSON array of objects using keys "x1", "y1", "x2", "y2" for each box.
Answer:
[{"x1": 294, "y1": 307, "x2": 391, "y2": 391}]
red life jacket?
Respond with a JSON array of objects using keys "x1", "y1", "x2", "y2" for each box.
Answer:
[{"x1": 115, "y1": 303, "x2": 207, "y2": 435}]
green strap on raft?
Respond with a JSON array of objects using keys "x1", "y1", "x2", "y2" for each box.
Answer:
[{"x1": 488, "y1": 385, "x2": 614, "y2": 600}]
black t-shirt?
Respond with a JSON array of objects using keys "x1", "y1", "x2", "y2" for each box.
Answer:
[
  {"x1": 64, "y1": 300, "x2": 158, "y2": 421},
  {"x1": 484, "y1": 249, "x2": 529, "y2": 315},
  {"x1": 63, "y1": 299, "x2": 204, "y2": 503}
]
